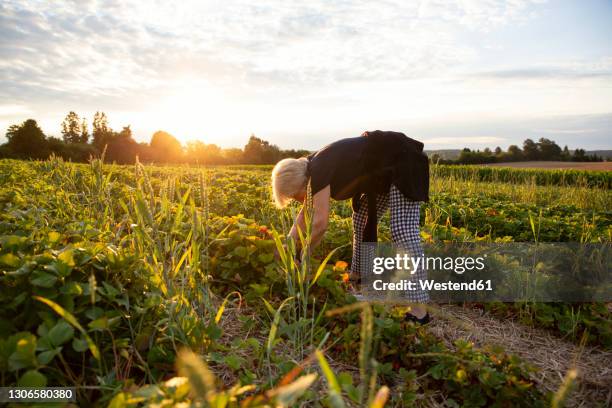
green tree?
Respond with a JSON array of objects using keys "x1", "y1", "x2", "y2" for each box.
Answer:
[
  {"x1": 5, "y1": 119, "x2": 47, "y2": 158},
  {"x1": 522, "y1": 139, "x2": 539, "y2": 160},
  {"x1": 92, "y1": 111, "x2": 112, "y2": 149},
  {"x1": 572, "y1": 148, "x2": 587, "y2": 162},
  {"x1": 186, "y1": 141, "x2": 223, "y2": 165},
  {"x1": 106, "y1": 126, "x2": 140, "y2": 164},
  {"x1": 282, "y1": 149, "x2": 311, "y2": 159},
  {"x1": 243, "y1": 134, "x2": 281, "y2": 164},
  {"x1": 561, "y1": 145, "x2": 570, "y2": 161},
  {"x1": 80, "y1": 118, "x2": 89, "y2": 143},
  {"x1": 222, "y1": 147, "x2": 244, "y2": 164},
  {"x1": 61, "y1": 111, "x2": 81, "y2": 144},
  {"x1": 507, "y1": 145, "x2": 524, "y2": 161},
  {"x1": 537, "y1": 138, "x2": 561, "y2": 160},
  {"x1": 150, "y1": 130, "x2": 183, "y2": 163}
]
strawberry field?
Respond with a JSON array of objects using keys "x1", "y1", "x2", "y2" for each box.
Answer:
[{"x1": 0, "y1": 157, "x2": 610, "y2": 407}]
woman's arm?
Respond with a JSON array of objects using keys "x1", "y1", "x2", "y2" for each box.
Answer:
[{"x1": 289, "y1": 185, "x2": 330, "y2": 249}]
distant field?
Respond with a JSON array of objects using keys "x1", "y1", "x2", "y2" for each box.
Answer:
[{"x1": 483, "y1": 161, "x2": 612, "y2": 171}]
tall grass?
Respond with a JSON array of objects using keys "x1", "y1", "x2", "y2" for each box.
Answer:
[{"x1": 269, "y1": 182, "x2": 338, "y2": 362}]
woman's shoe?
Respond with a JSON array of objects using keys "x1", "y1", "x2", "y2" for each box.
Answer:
[{"x1": 404, "y1": 312, "x2": 430, "y2": 325}]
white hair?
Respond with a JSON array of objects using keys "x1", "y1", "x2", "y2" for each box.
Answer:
[{"x1": 271, "y1": 157, "x2": 309, "y2": 208}]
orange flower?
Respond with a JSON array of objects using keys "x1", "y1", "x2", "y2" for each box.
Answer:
[
  {"x1": 334, "y1": 260, "x2": 348, "y2": 271},
  {"x1": 341, "y1": 272, "x2": 350, "y2": 283}
]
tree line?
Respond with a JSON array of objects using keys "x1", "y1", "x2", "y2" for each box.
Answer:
[
  {"x1": 431, "y1": 138, "x2": 604, "y2": 164},
  {"x1": 0, "y1": 112, "x2": 310, "y2": 165},
  {"x1": 1, "y1": 114, "x2": 604, "y2": 166}
]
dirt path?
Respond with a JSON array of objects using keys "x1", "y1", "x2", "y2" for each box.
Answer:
[{"x1": 427, "y1": 304, "x2": 612, "y2": 406}]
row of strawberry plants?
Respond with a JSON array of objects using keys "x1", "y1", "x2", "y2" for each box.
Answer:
[{"x1": 432, "y1": 164, "x2": 611, "y2": 188}]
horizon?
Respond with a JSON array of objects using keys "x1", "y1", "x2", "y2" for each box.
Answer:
[{"x1": 1, "y1": 1, "x2": 611, "y2": 151}]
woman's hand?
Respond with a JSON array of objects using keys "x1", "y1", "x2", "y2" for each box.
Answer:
[{"x1": 286, "y1": 185, "x2": 330, "y2": 252}]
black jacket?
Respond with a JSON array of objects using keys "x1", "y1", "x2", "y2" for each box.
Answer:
[{"x1": 351, "y1": 130, "x2": 429, "y2": 242}]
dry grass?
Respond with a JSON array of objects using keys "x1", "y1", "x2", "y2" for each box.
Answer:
[
  {"x1": 428, "y1": 304, "x2": 612, "y2": 407},
  {"x1": 482, "y1": 161, "x2": 612, "y2": 171},
  {"x1": 208, "y1": 296, "x2": 612, "y2": 406}
]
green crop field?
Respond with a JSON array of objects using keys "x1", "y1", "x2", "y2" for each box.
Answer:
[{"x1": 0, "y1": 157, "x2": 610, "y2": 407}]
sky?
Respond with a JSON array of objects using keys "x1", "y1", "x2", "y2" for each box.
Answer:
[{"x1": 1, "y1": 0, "x2": 611, "y2": 151}]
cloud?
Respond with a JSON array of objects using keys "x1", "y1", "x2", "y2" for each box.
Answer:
[
  {"x1": 0, "y1": 0, "x2": 548, "y2": 107},
  {"x1": 407, "y1": 113, "x2": 612, "y2": 150},
  {"x1": 3, "y1": 0, "x2": 610, "y2": 151},
  {"x1": 424, "y1": 136, "x2": 506, "y2": 145},
  {"x1": 535, "y1": 128, "x2": 599, "y2": 134},
  {"x1": 417, "y1": 0, "x2": 544, "y2": 30},
  {"x1": 0, "y1": 104, "x2": 32, "y2": 117},
  {"x1": 468, "y1": 66, "x2": 612, "y2": 82}
]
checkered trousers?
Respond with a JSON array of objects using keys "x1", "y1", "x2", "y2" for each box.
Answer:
[{"x1": 352, "y1": 184, "x2": 429, "y2": 303}]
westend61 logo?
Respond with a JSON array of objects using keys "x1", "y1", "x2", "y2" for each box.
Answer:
[{"x1": 372, "y1": 254, "x2": 487, "y2": 275}]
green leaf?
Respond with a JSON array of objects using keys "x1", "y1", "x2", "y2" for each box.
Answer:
[
  {"x1": 245, "y1": 337, "x2": 261, "y2": 353},
  {"x1": 107, "y1": 392, "x2": 128, "y2": 408},
  {"x1": 37, "y1": 347, "x2": 62, "y2": 365},
  {"x1": 7, "y1": 261, "x2": 35, "y2": 276},
  {"x1": 47, "y1": 231, "x2": 62, "y2": 243},
  {"x1": 266, "y1": 297, "x2": 293, "y2": 358},
  {"x1": 8, "y1": 332, "x2": 37, "y2": 371},
  {"x1": 47, "y1": 320, "x2": 74, "y2": 346},
  {"x1": 33, "y1": 296, "x2": 100, "y2": 360},
  {"x1": 257, "y1": 253, "x2": 274, "y2": 263},
  {"x1": 338, "y1": 372, "x2": 353, "y2": 387},
  {"x1": 133, "y1": 384, "x2": 164, "y2": 399},
  {"x1": 233, "y1": 246, "x2": 247, "y2": 257},
  {"x1": 85, "y1": 306, "x2": 104, "y2": 320},
  {"x1": 315, "y1": 350, "x2": 346, "y2": 408},
  {"x1": 310, "y1": 245, "x2": 344, "y2": 289},
  {"x1": 0, "y1": 235, "x2": 27, "y2": 250},
  {"x1": 359, "y1": 305, "x2": 374, "y2": 403},
  {"x1": 135, "y1": 190, "x2": 155, "y2": 226},
  {"x1": 206, "y1": 323, "x2": 222, "y2": 340},
  {"x1": 46, "y1": 261, "x2": 72, "y2": 278},
  {"x1": 215, "y1": 291, "x2": 241, "y2": 324},
  {"x1": 88, "y1": 317, "x2": 109, "y2": 330},
  {"x1": 101, "y1": 281, "x2": 120, "y2": 299},
  {"x1": 17, "y1": 370, "x2": 47, "y2": 387},
  {"x1": 224, "y1": 355, "x2": 245, "y2": 371},
  {"x1": 36, "y1": 334, "x2": 52, "y2": 351},
  {"x1": 0, "y1": 253, "x2": 20, "y2": 267},
  {"x1": 72, "y1": 337, "x2": 89, "y2": 352},
  {"x1": 30, "y1": 271, "x2": 58, "y2": 288},
  {"x1": 60, "y1": 281, "x2": 83, "y2": 296},
  {"x1": 7, "y1": 292, "x2": 27, "y2": 309},
  {"x1": 58, "y1": 249, "x2": 75, "y2": 267}
]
